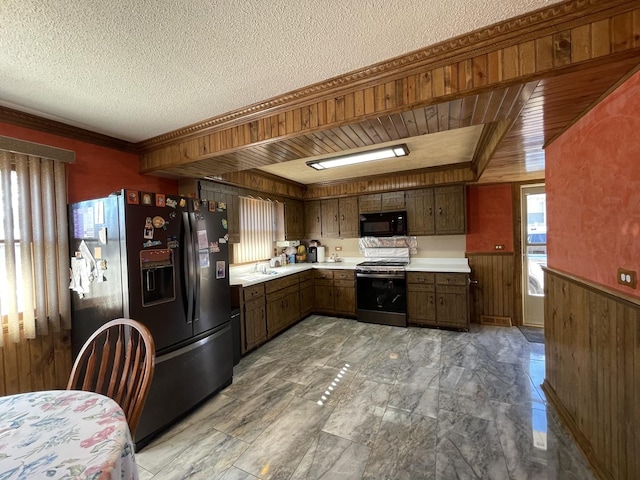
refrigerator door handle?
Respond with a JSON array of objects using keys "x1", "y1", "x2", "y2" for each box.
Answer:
[
  {"x1": 182, "y1": 212, "x2": 195, "y2": 324},
  {"x1": 190, "y1": 212, "x2": 201, "y2": 323}
]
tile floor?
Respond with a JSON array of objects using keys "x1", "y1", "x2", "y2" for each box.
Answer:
[{"x1": 136, "y1": 315, "x2": 594, "y2": 480}]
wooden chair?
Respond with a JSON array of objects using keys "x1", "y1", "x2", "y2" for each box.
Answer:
[{"x1": 67, "y1": 318, "x2": 155, "y2": 436}]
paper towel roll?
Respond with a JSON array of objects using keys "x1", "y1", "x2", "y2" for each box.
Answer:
[{"x1": 316, "y1": 246, "x2": 326, "y2": 263}]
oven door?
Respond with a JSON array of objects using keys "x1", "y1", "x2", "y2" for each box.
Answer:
[{"x1": 356, "y1": 272, "x2": 407, "y2": 327}]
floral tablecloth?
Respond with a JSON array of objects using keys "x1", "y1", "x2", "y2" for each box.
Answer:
[{"x1": 0, "y1": 390, "x2": 139, "y2": 480}]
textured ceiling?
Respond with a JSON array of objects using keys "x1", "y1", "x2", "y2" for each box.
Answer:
[{"x1": 1, "y1": 0, "x2": 562, "y2": 143}]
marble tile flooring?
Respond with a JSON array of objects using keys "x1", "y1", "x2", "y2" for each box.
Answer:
[{"x1": 136, "y1": 315, "x2": 594, "y2": 480}]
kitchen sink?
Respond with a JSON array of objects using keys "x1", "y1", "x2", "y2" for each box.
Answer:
[{"x1": 240, "y1": 271, "x2": 279, "y2": 281}]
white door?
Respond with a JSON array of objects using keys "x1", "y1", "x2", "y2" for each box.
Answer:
[{"x1": 522, "y1": 185, "x2": 546, "y2": 327}]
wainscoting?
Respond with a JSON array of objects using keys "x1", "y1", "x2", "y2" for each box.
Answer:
[
  {"x1": 543, "y1": 268, "x2": 640, "y2": 480},
  {"x1": 467, "y1": 253, "x2": 516, "y2": 325},
  {"x1": 0, "y1": 326, "x2": 71, "y2": 395}
]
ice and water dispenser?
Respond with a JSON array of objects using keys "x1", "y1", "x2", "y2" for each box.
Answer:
[{"x1": 140, "y1": 249, "x2": 176, "y2": 306}]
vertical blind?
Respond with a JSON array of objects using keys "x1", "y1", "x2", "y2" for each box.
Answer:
[
  {"x1": 0, "y1": 150, "x2": 70, "y2": 346},
  {"x1": 233, "y1": 196, "x2": 275, "y2": 264}
]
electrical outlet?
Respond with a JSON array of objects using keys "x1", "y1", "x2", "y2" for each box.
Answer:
[
  {"x1": 617, "y1": 268, "x2": 637, "y2": 288},
  {"x1": 335, "y1": 246, "x2": 342, "y2": 251},
  {"x1": 494, "y1": 244, "x2": 505, "y2": 250}
]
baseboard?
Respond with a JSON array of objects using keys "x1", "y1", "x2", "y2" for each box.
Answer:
[{"x1": 479, "y1": 315, "x2": 512, "y2": 327}]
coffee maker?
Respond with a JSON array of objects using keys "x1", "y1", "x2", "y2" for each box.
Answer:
[{"x1": 308, "y1": 246, "x2": 318, "y2": 263}]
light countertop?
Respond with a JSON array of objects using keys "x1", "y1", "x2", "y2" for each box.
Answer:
[{"x1": 230, "y1": 257, "x2": 470, "y2": 287}]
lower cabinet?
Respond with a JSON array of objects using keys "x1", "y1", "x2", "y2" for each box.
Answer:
[
  {"x1": 314, "y1": 269, "x2": 356, "y2": 317},
  {"x1": 299, "y1": 271, "x2": 315, "y2": 318},
  {"x1": 240, "y1": 284, "x2": 267, "y2": 354},
  {"x1": 407, "y1": 272, "x2": 469, "y2": 330},
  {"x1": 266, "y1": 274, "x2": 301, "y2": 339}
]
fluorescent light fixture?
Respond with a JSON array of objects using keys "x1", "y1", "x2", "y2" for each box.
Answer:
[{"x1": 306, "y1": 144, "x2": 409, "y2": 170}]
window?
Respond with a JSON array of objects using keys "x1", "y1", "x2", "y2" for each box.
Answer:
[
  {"x1": 233, "y1": 196, "x2": 276, "y2": 264},
  {"x1": 0, "y1": 150, "x2": 70, "y2": 345}
]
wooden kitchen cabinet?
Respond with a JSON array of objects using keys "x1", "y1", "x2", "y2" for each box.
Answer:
[
  {"x1": 195, "y1": 180, "x2": 241, "y2": 243},
  {"x1": 240, "y1": 284, "x2": 267, "y2": 353},
  {"x1": 405, "y1": 189, "x2": 435, "y2": 236},
  {"x1": 407, "y1": 271, "x2": 469, "y2": 330},
  {"x1": 359, "y1": 192, "x2": 405, "y2": 213},
  {"x1": 321, "y1": 199, "x2": 340, "y2": 238},
  {"x1": 299, "y1": 270, "x2": 314, "y2": 319},
  {"x1": 434, "y1": 185, "x2": 466, "y2": 235},
  {"x1": 337, "y1": 196, "x2": 359, "y2": 238},
  {"x1": 405, "y1": 184, "x2": 466, "y2": 236},
  {"x1": 266, "y1": 274, "x2": 300, "y2": 338},
  {"x1": 321, "y1": 197, "x2": 359, "y2": 238},
  {"x1": 314, "y1": 269, "x2": 355, "y2": 316},
  {"x1": 304, "y1": 200, "x2": 322, "y2": 238},
  {"x1": 284, "y1": 199, "x2": 305, "y2": 240}
]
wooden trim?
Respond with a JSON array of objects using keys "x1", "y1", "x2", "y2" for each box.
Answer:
[
  {"x1": 544, "y1": 266, "x2": 640, "y2": 308},
  {"x1": 512, "y1": 183, "x2": 523, "y2": 326},
  {"x1": 138, "y1": 0, "x2": 637, "y2": 151},
  {"x1": 0, "y1": 106, "x2": 137, "y2": 153},
  {"x1": 466, "y1": 251, "x2": 514, "y2": 257}
]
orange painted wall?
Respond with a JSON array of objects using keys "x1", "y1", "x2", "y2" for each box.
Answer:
[
  {"x1": 0, "y1": 123, "x2": 177, "y2": 203},
  {"x1": 466, "y1": 184, "x2": 514, "y2": 253},
  {"x1": 545, "y1": 70, "x2": 640, "y2": 299}
]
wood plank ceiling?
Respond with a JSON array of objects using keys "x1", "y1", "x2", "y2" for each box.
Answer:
[{"x1": 133, "y1": 0, "x2": 640, "y2": 196}]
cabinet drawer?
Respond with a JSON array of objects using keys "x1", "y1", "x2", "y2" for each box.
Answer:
[
  {"x1": 407, "y1": 272, "x2": 435, "y2": 284},
  {"x1": 436, "y1": 284, "x2": 467, "y2": 295},
  {"x1": 315, "y1": 269, "x2": 334, "y2": 280},
  {"x1": 334, "y1": 279, "x2": 354, "y2": 288},
  {"x1": 245, "y1": 297, "x2": 265, "y2": 311},
  {"x1": 267, "y1": 284, "x2": 299, "y2": 301},
  {"x1": 407, "y1": 283, "x2": 435, "y2": 293},
  {"x1": 298, "y1": 270, "x2": 313, "y2": 282},
  {"x1": 265, "y1": 274, "x2": 299, "y2": 294},
  {"x1": 243, "y1": 284, "x2": 265, "y2": 301},
  {"x1": 300, "y1": 279, "x2": 313, "y2": 290},
  {"x1": 334, "y1": 270, "x2": 354, "y2": 281},
  {"x1": 435, "y1": 273, "x2": 468, "y2": 286}
]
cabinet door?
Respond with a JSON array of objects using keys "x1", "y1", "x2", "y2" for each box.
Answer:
[
  {"x1": 434, "y1": 185, "x2": 466, "y2": 235},
  {"x1": 334, "y1": 282, "x2": 355, "y2": 316},
  {"x1": 285, "y1": 200, "x2": 304, "y2": 240},
  {"x1": 436, "y1": 285, "x2": 469, "y2": 329},
  {"x1": 286, "y1": 289, "x2": 301, "y2": 327},
  {"x1": 358, "y1": 194, "x2": 382, "y2": 213},
  {"x1": 381, "y1": 191, "x2": 405, "y2": 211},
  {"x1": 338, "y1": 197, "x2": 359, "y2": 238},
  {"x1": 266, "y1": 294, "x2": 287, "y2": 338},
  {"x1": 315, "y1": 285, "x2": 334, "y2": 313},
  {"x1": 407, "y1": 283, "x2": 436, "y2": 326},
  {"x1": 321, "y1": 199, "x2": 340, "y2": 238},
  {"x1": 304, "y1": 200, "x2": 322, "y2": 238},
  {"x1": 406, "y1": 189, "x2": 435, "y2": 236},
  {"x1": 299, "y1": 281, "x2": 314, "y2": 318},
  {"x1": 244, "y1": 300, "x2": 267, "y2": 351}
]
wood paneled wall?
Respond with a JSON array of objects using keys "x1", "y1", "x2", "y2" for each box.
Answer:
[
  {"x1": 467, "y1": 253, "x2": 516, "y2": 325},
  {"x1": 0, "y1": 325, "x2": 72, "y2": 395},
  {"x1": 543, "y1": 268, "x2": 640, "y2": 480}
]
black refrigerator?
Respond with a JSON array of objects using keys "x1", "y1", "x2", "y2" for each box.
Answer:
[{"x1": 68, "y1": 189, "x2": 233, "y2": 448}]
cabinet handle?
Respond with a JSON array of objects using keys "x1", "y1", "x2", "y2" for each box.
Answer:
[
  {"x1": 439, "y1": 296, "x2": 444, "y2": 305},
  {"x1": 341, "y1": 214, "x2": 345, "y2": 221},
  {"x1": 335, "y1": 214, "x2": 338, "y2": 221},
  {"x1": 439, "y1": 207, "x2": 443, "y2": 215},
  {"x1": 429, "y1": 207, "x2": 432, "y2": 216},
  {"x1": 317, "y1": 216, "x2": 320, "y2": 223}
]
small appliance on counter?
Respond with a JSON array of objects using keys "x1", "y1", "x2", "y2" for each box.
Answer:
[
  {"x1": 316, "y1": 246, "x2": 326, "y2": 263},
  {"x1": 308, "y1": 246, "x2": 318, "y2": 263}
]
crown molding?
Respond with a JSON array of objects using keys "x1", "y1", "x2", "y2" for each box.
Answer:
[{"x1": 0, "y1": 105, "x2": 137, "y2": 153}]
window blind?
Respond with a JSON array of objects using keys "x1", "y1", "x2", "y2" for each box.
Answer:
[{"x1": 233, "y1": 196, "x2": 275, "y2": 264}]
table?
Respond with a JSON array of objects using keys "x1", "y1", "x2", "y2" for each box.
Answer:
[{"x1": 0, "y1": 390, "x2": 139, "y2": 480}]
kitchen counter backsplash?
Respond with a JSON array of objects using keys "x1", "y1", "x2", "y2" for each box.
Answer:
[{"x1": 230, "y1": 256, "x2": 470, "y2": 287}]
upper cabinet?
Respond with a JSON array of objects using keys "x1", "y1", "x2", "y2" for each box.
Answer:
[
  {"x1": 358, "y1": 192, "x2": 405, "y2": 213},
  {"x1": 191, "y1": 180, "x2": 241, "y2": 243},
  {"x1": 321, "y1": 197, "x2": 358, "y2": 239},
  {"x1": 434, "y1": 185, "x2": 466, "y2": 235},
  {"x1": 304, "y1": 200, "x2": 322, "y2": 239},
  {"x1": 284, "y1": 199, "x2": 304, "y2": 240},
  {"x1": 405, "y1": 185, "x2": 466, "y2": 236}
]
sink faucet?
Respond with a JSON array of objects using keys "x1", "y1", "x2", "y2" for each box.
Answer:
[{"x1": 254, "y1": 262, "x2": 260, "y2": 273}]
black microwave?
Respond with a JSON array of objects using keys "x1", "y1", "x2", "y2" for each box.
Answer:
[{"x1": 359, "y1": 211, "x2": 407, "y2": 237}]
